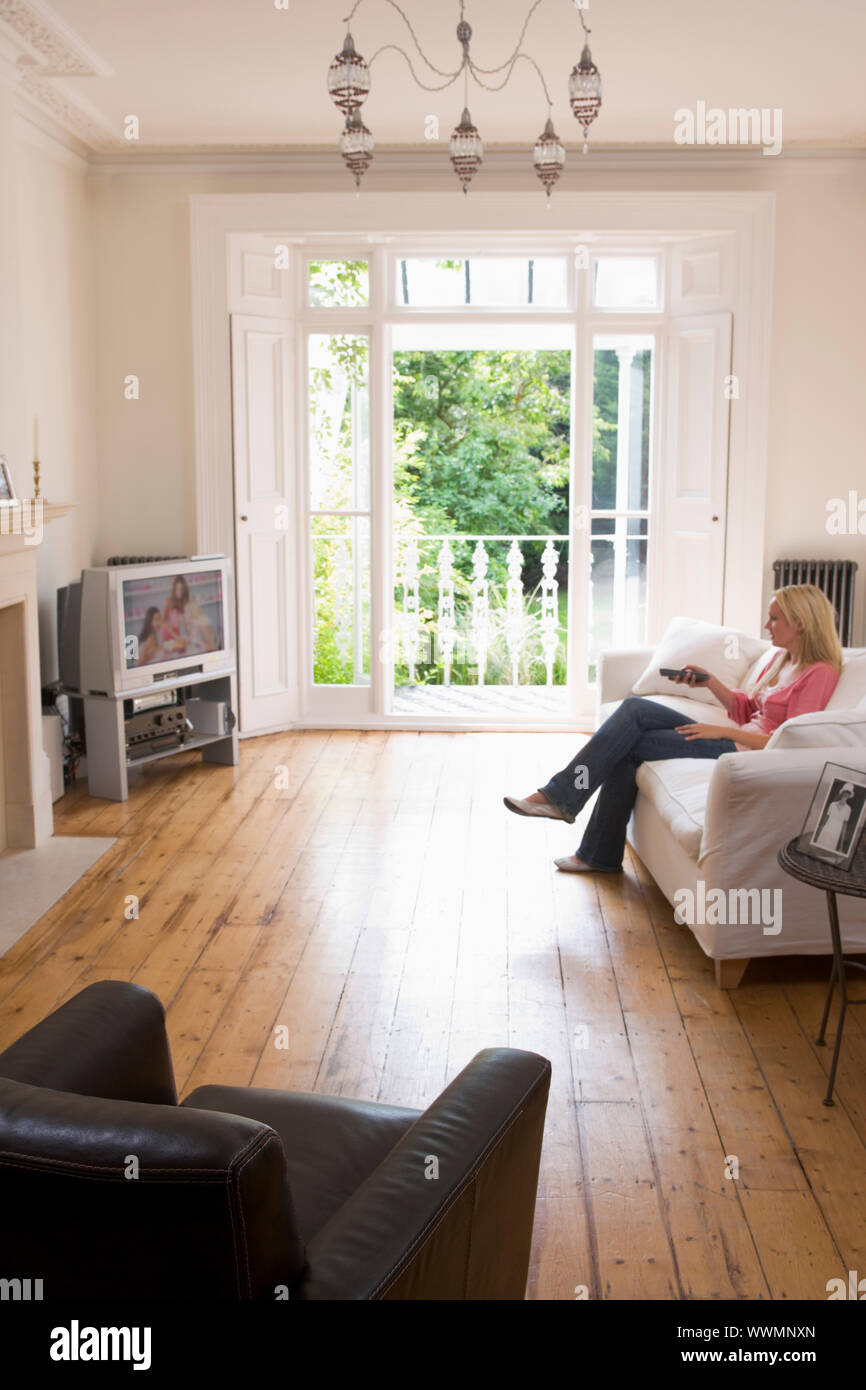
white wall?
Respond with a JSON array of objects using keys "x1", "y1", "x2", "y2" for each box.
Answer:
[
  {"x1": 16, "y1": 120, "x2": 98, "y2": 681},
  {"x1": 86, "y1": 156, "x2": 866, "y2": 645}
]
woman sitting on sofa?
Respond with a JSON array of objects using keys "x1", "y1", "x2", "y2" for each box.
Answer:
[{"x1": 504, "y1": 584, "x2": 843, "y2": 874}]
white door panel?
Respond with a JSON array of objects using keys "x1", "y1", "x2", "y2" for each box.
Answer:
[
  {"x1": 228, "y1": 234, "x2": 292, "y2": 316},
  {"x1": 231, "y1": 313, "x2": 298, "y2": 732},
  {"x1": 658, "y1": 311, "x2": 732, "y2": 629}
]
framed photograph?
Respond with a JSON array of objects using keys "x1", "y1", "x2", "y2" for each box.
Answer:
[
  {"x1": 796, "y1": 761, "x2": 866, "y2": 871},
  {"x1": 0, "y1": 457, "x2": 16, "y2": 505}
]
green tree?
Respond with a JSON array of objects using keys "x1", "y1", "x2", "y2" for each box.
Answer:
[{"x1": 392, "y1": 349, "x2": 570, "y2": 537}]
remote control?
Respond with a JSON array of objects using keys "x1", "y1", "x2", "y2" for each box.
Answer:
[{"x1": 659, "y1": 667, "x2": 710, "y2": 683}]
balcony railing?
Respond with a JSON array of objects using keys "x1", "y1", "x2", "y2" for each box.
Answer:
[{"x1": 393, "y1": 533, "x2": 568, "y2": 689}]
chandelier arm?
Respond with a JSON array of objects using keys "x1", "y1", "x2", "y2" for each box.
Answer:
[
  {"x1": 377, "y1": 0, "x2": 463, "y2": 78},
  {"x1": 368, "y1": 43, "x2": 464, "y2": 93},
  {"x1": 466, "y1": 0, "x2": 547, "y2": 75},
  {"x1": 470, "y1": 50, "x2": 554, "y2": 108}
]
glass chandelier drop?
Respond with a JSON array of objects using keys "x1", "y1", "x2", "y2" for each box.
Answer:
[
  {"x1": 568, "y1": 10, "x2": 602, "y2": 153},
  {"x1": 326, "y1": 1, "x2": 603, "y2": 197},
  {"x1": 533, "y1": 116, "x2": 566, "y2": 205},
  {"x1": 340, "y1": 109, "x2": 375, "y2": 188},
  {"x1": 450, "y1": 107, "x2": 483, "y2": 194}
]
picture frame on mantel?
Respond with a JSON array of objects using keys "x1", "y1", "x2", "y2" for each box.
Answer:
[{"x1": 0, "y1": 457, "x2": 16, "y2": 504}]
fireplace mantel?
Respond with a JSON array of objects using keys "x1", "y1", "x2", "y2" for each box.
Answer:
[
  {"x1": 0, "y1": 502, "x2": 74, "y2": 557},
  {"x1": 0, "y1": 503, "x2": 75, "y2": 849}
]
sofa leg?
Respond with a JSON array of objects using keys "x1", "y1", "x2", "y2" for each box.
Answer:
[{"x1": 714, "y1": 957, "x2": 750, "y2": 989}]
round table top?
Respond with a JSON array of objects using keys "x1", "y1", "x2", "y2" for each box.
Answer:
[{"x1": 778, "y1": 837, "x2": 866, "y2": 898}]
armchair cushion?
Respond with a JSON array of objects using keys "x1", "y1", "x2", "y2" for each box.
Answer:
[{"x1": 184, "y1": 1085, "x2": 420, "y2": 1246}]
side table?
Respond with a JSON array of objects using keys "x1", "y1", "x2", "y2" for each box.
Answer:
[{"x1": 778, "y1": 837, "x2": 866, "y2": 1106}]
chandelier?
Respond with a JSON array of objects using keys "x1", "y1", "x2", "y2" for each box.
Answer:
[{"x1": 327, "y1": 1, "x2": 602, "y2": 200}]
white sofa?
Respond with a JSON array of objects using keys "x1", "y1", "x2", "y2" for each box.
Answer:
[{"x1": 598, "y1": 640, "x2": 866, "y2": 987}]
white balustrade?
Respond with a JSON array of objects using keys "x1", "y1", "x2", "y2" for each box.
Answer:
[
  {"x1": 539, "y1": 538, "x2": 560, "y2": 686},
  {"x1": 400, "y1": 537, "x2": 421, "y2": 684},
  {"x1": 470, "y1": 540, "x2": 490, "y2": 686},
  {"x1": 504, "y1": 539, "x2": 525, "y2": 686},
  {"x1": 436, "y1": 539, "x2": 457, "y2": 687},
  {"x1": 391, "y1": 534, "x2": 572, "y2": 691}
]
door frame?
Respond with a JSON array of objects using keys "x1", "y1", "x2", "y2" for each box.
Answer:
[{"x1": 192, "y1": 192, "x2": 775, "y2": 731}]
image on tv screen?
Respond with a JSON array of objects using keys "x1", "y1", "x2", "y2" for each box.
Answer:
[{"x1": 123, "y1": 571, "x2": 225, "y2": 669}]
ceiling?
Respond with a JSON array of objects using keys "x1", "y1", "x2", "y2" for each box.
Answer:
[{"x1": 5, "y1": 0, "x2": 866, "y2": 153}]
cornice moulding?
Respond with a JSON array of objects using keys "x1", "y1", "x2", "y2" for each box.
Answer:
[
  {"x1": 85, "y1": 142, "x2": 866, "y2": 177},
  {"x1": 0, "y1": 0, "x2": 111, "y2": 76},
  {"x1": 15, "y1": 63, "x2": 118, "y2": 147}
]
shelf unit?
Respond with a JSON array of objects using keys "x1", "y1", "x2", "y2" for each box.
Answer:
[{"x1": 68, "y1": 668, "x2": 239, "y2": 802}]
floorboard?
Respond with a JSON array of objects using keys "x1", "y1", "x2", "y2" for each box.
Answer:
[{"x1": 3, "y1": 728, "x2": 863, "y2": 1301}]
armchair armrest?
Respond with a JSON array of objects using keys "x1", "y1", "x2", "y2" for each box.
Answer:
[
  {"x1": 597, "y1": 647, "x2": 654, "y2": 707},
  {"x1": 0, "y1": 980, "x2": 177, "y2": 1105},
  {"x1": 0, "y1": 1075, "x2": 304, "y2": 1299},
  {"x1": 297, "y1": 1047, "x2": 551, "y2": 1301}
]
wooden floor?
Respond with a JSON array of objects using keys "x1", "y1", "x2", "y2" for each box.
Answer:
[{"x1": 3, "y1": 728, "x2": 866, "y2": 1300}]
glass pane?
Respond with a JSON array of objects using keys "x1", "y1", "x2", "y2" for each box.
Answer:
[
  {"x1": 592, "y1": 348, "x2": 619, "y2": 510},
  {"x1": 309, "y1": 334, "x2": 369, "y2": 511},
  {"x1": 308, "y1": 259, "x2": 369, "y2": 307},
  {"x1": 396, "y1": 257, "x2": 568, "y2": 308},
  {"x1": 593, "y1": 257, "x2": 659, "y2": 309},
  {"x1": 312, "y1": 514, "x2": 370, "y2": 685},
  {"x1": 589, "y1": 530, "x2": 648, "y2": 675},
  {"x1": 592, "y1": 342, "x2": 652, "y2": 511}
]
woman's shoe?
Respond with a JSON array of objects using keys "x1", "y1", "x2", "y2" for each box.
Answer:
[
  {"x1": 554, "y1": 854, "x2": 595, "y2": 872},
  {"x1": 554, "y1": 855, "x2": 620, "y2": 873},
  {"x1": 504, "y1": 795, "x2": 575, "y2": 825}
]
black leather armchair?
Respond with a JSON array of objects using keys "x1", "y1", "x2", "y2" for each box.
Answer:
[{"x1": 0, "y1": 981, "x2": 550, "y2": 1300}]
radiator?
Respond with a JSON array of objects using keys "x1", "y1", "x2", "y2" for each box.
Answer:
[{"x1": 772, "y1": 558, "x2": 859, "y2": 646}]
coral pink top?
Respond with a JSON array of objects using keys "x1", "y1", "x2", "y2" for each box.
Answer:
[{"x1": 730, "y1": 658, "x2": 839, "y2": 747}]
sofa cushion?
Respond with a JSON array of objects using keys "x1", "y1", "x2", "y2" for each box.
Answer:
[
  {"x1": 827, "y1": 651, "x2": 866, "y2": 710},
  {"x1": 631, "y1": 617, "x2": 767, "y2": 707},
  {"x1": 634, "y1": 758, "x2": 719, "y2": 858}
]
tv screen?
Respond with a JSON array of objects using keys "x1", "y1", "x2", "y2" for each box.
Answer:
[{"x1": 122, "y1": 570, "x2": 225, "y2": 669}]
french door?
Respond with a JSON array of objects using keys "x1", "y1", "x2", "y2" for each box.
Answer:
[{"x1": 230, "y1": 238, "x2": 734, "y2": 732}]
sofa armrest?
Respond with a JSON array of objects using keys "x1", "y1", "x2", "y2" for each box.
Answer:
[
  {"x1": 0, "y1": 980, "x2": 177, "y2": 1106},
  {"x1": 296, "y1": 1048, "x2": 551, "y2": 1301},
  {"x1": 765, "y1": 709, "x2": 866, "y2": 751},
  {"x1": 700, "y1": 747, "x2": 866, "y2": 882},
  {"x1": 597, "y1": 647, "x2": 654, "y2": 706}
]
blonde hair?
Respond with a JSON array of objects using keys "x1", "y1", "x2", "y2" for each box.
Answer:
[{"x1": 751, "y1": 584, "x2": 844, "y2": 694}]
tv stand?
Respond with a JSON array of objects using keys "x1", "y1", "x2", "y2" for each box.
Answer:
[{"x1": 71, "y1": 668, "x2": 239, "y2": 802}]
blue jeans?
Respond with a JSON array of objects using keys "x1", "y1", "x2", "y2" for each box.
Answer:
[{"x1": 540, "y1": 696, "x2": 737, "y2": 872}]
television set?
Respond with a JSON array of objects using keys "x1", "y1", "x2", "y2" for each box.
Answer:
[{"x1": 76, "y1": 557, "x2": 235, "y2": 695}]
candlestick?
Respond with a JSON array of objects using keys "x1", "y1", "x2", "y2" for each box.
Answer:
[{"x1": 33, "y1": 457, "x2": 40, "y2": 500}]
